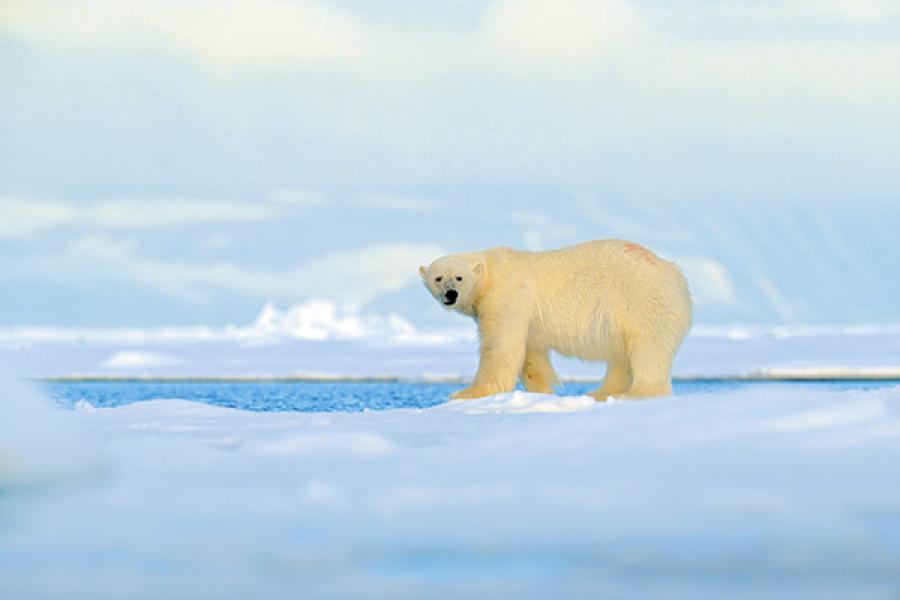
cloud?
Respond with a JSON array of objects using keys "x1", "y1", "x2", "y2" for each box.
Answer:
[
  {"x1": 482, "y1": 0, "x2": 646, "y2": 71},
  {"x1": 267, "y1": 188, "x2": 327, "y2": 207},
  {"x1": 0, "y1": 192, "x2": 446, "y2": 241},
  {"x1": 252, "y1": 301, "x2": 376, "y2": 341},
  {"x1": 717, "y1": 0, "x2": 900, "y2": 23},
  {"x1": 806, "y1": 0, "x2": 900, "y2": 21},
  {"x1": 356, "y1": 194, "x2": 443, "y2": 212},
  {"x1": 296, "y1": 243, "x2": 445, "y2": 304},
  {"x1": 249, "y1": 301, "x2": 455, "y2": 343},
  {"x1": 7, "y1": 0, "x2": 898, "y2": 79},
  {"x1": 0, "y1": 196, "x2": 276, "y2": 238},
  {"x1": 1, "y1": 0, "x2": 652, "y2": 77},
  {"x1": 677, "y1": 257, "x2": 739, "y2": 307},
  {"x1": 103, "y1": 351, "x2": 182, "y2": 369},
  {"x1": 86, "y1": 199, "x2": 274, "y2": 227},
  {"x1": 0, "y1": 198, "x2": 77, "y2": 239},
  {"x1": 248, "y1": 300, "x2": 469, "y2": 347},
  {"x1": 3, "y1": 0, "x2": 375, "y2": 71},
  {"x1": 4, "y1": 0, "x2": 899, "y2": 192},
  {"x1": 0, "y1": 300, "x2": 471, "y2": 347},
  {"x1": 66, "y1": 235, "x2": 445, "y2": 305},
  {"x1": 163, "y1": 1, "x2": 366, "y2": 71},
  {"x1": 2, "y1": 0, "x2": 899, "y2": 329}
]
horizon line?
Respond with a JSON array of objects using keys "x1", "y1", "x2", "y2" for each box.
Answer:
[{"x1": 33, "y1": 372, "x2": 900, "y2": 384}]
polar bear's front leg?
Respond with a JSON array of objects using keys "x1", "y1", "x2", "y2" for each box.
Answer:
[
  {"x1": 451, "y1": 313, "x2": 529, "y2": 400},
  {"x1": 521, "y1": 348, "x2": 558, "y2": 394}
]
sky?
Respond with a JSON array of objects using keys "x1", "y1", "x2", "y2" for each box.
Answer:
[{"x1": 2, "y1": 0, "x2": 900, "y2": 335}]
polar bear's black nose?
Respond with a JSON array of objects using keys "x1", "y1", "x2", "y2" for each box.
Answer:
[{"x1": 444, "y1": 289, "x2": 458, "y2": 304}]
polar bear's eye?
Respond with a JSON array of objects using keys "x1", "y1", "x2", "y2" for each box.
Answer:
[
  {"x1": 435, "y1": 276, "x2": 442, "y2": 282},
  {"x1": 456, "y1": 276, "x2": 463, "y2": 281}
]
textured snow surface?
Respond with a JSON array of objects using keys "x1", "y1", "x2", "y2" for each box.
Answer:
[{"x1": 2, "y1": 382, "x2": 900, "y2": 598}]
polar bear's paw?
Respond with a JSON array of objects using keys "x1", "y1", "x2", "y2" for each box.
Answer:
[
  {"x1": 593, "y1": 385, "x2": 672, "y2": 401},
  {"x1": 588, "y1": 391, "x2": 617, "y2": 403},
  {"x1": 450, "y1": 386, "x2": 498, "y2": 400}
]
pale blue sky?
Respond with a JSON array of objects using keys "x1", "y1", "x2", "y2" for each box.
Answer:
[{"x1": 1, "y1": 0, "x2": 899, "y2": 329}]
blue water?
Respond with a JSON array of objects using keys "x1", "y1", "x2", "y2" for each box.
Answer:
[{"x1": 41, "y1": 379, "x2": 900, "y2": 413}]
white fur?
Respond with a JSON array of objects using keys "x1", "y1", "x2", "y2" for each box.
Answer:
[{"x1": 420, "y1": 240, "x2": 692, "y2": 400}]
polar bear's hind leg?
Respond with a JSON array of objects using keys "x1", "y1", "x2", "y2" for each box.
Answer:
[
  {"x1": 589, "y1": 360, "x2": 632, "y2": 401},
  {"x1": 620, "y1": 341, "x2": 675, "y2": 399}
]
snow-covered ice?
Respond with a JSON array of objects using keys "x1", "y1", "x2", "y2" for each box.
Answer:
[
  {"x1": 2, "y1": 377, "x2": 900, "y2": 599},
  {"x1": 441, "y1": 390, "x2": 600, "y2": 413},
  {"x1": 0, "y1": 375, "x2": 101, "y2": 490},
  {"x1": 4, "y1": 312, "x2": 900, "y2": 381}
]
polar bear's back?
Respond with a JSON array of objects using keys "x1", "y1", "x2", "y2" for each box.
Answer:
[{"x1": 482, "y1": 240, "x2": 691, "y2": 360}]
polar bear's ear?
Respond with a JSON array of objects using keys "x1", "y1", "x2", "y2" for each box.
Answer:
[
  {"x1": 418, "y1": 265, "x2": 427, "y2": 279},
  {"x1": 473, "y1": 261, "x2": 484, "y2": 276}
]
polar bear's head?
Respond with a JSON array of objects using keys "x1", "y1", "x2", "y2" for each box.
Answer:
[{"x1": 419, "y1": 254, "x2": 484, "y2": 314}]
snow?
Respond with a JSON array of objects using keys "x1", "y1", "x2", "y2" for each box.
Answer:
[
  {"x1": 0, "y1": 374, "x2": 101, "y2": 490},
  {"x1": 441, "y1": 390, "x2": 601, "y2": 413},
  {"x1": 2, "y1": 376, "x2": 900, "y2": 598},
  {"x1": 103, "y1": 350, "x2": 182, "y2": 369},
  {"x1": 755, "y1": 366, "x2": 900, "y2": 380}
]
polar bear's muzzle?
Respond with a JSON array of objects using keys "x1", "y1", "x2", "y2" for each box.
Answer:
[{"x1": 443, "y1": 289, "x2": 458, "y2": 305}]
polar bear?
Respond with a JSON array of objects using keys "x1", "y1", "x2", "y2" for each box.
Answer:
[{"x1": 419, "y1": 240, "x2": 692, "y2": 400}]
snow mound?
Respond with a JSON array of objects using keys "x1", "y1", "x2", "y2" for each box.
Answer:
[
  {"x1": 440, "y1": 390, "x2": 601, "y2": 413},
  {"x1": 0, "y1": 372, "x2": 101, "y2": 490}
]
